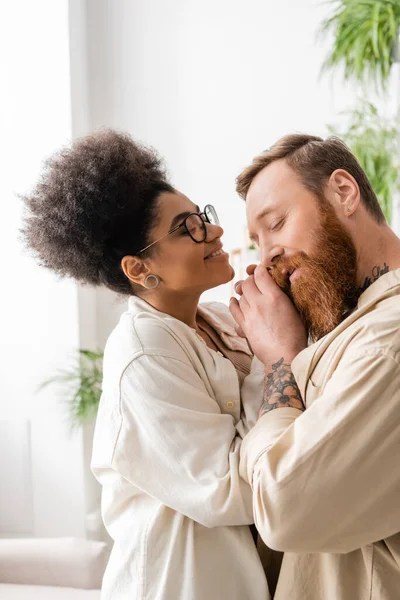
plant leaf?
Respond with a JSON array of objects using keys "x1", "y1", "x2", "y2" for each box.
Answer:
[
  {"x1": 37, "y1": 348, "x2": 104, "y2": 429},
  {"x1": 328, "y1": 100, "x2": 398, "y2": 223}
]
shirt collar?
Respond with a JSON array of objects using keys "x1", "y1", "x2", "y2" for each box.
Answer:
[
  {"x1": 196, "y1": 303, "x2": 237, "y2": 338},
  {"x1": 292, "y1": 267, "x2": 400, "y2": 398},
  {"x1": 197, "y1": 303, "x2": 252, "y2": 355},
  {"x1": 127, "y1": 296, "x2": 251, "y2": 355},
  {"x1": 357, "y1": 267, "x2": 400, "y2": 309}
]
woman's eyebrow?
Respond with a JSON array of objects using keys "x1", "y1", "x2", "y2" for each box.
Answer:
[{"x1": 169, "y1": 206, "x2": 200, "y2": 228}]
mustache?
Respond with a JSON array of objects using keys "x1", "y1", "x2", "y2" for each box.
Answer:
[{"x1": 268, "y1": 253, "x2": 309, "y2": 292}]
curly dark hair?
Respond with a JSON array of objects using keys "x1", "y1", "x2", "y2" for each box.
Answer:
[{"x1": 22, "y1": 129, "x2": 174, "y2": 295}]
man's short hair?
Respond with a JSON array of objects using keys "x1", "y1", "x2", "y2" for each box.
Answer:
[{"x1": 236, "y1": 133, "x2": 385, "y2": 224}]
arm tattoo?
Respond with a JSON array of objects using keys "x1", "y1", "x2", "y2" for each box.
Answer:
[
  {"x1": 259, "y1": 358, "x2": 305, "y2": 418},
  {"x1": 357, "y1": 263, "x2": 389, "y2": 297}
]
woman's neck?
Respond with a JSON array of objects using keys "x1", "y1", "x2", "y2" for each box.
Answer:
[{"x1": 138, "y1": 290, "x2": 201, "y2": 329}]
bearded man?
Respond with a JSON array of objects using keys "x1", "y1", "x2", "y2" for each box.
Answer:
[{"x1": 230, "y1": 134, "x2": 400, "y2": 600}]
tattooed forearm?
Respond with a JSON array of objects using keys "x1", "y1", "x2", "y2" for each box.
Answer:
[
  {"x1": 357, "y1": 263, "x2": 389, "y2": 296},
  {"x1": 259, "y1": 358, "x2": 305, "y2": 418}
]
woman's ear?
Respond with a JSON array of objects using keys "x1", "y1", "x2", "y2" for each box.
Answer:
[{"x1": 121, "y1": 255, "x2": 151, "y2": 287}]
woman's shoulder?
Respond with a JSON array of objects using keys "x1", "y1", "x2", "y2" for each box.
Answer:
[{"x1": 104, "y1": 298, "x2": 196, "y2": 375}]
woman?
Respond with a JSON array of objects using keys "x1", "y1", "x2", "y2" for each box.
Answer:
[{"x1": 22, "y1": 130, "x2": 270, "y2": 600}]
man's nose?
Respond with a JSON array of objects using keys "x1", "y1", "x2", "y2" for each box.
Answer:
[{"x1": 260, "y1": 245, "x2": 284, "y2": 268}]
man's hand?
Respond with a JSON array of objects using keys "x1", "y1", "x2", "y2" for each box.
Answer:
[
  {"x1": 230, "y1": 264, "x2": 307, "y2": 417},
  {"x1": 229, "y1": 264, "x2": 307, "y2": 368}
]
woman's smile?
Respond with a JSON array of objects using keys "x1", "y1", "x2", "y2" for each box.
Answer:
[
  {"x1": 205, "y1": 249, "x2": 229, "y2": 261},
  {"x1": 204, "y1": 244, "x2": 229, "y2": 261}
]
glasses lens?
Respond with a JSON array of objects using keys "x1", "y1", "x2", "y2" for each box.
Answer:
[
  {"x1": 186, "y1": 214, "x2": 206, "y2": 242},
  {"x1": 204, "y1": 205, "x2": 219, "y2": 225}
]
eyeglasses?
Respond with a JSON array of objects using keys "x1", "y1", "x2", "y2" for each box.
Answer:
[{"x1": 137, "y1": 204, "x2": 219, "y2": 254}]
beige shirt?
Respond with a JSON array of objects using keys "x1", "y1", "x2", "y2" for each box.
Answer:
[
  {"x1": 240, "y1": 268, "x2": 400, "y2": 599},
  {"x1": 91, "y1": 297, "x2": 269, "y2": 600}
]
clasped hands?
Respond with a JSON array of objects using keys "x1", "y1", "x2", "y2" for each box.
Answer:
[{"x1": 229, "y1": 264, "x2": 308, "y2": 368}]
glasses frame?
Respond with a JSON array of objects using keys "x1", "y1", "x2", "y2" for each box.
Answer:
[{"x1": 137, "y1": 204, "x2": 218, "y2": 254}]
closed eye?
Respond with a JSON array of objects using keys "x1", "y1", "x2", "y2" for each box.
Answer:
[{"x1": 270, "y1": 217, "x2": 285, "y2": 231}]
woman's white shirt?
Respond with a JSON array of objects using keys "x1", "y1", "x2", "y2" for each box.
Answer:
[{"x1": 91, "y1": 296, "x2": 269, "y2": 600}]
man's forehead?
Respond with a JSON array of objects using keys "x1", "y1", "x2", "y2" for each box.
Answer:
[
  {"x1": 248, "y1": 159, "x2": 294, "y2": 200},
  {"x1": 246, "y1": 160, "x2": 302, "y2": 216}
]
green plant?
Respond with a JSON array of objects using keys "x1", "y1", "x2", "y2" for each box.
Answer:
[
  {"x1": 39, "y1": 349, "x2": 103, "y2": 428},
  {"x1": 328, "y1": 101, "x2": 399, "y2": 221},
  {"x1": 320, "y1": 0, "x2": 400, "y2": 91}
]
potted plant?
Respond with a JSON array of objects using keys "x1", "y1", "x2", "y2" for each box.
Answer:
[
  {"x1": 39, "y1": 349, "x2": 103, "y2": 428},
  {"x1": 320, "y1": 0, "x2": 400, "y2": 227},
  {"x1": 328, "y1": 101, "x2": 399, "y2": 222},
  {"x1": 320, "y1": 0, "x2": 400, "y2": 92}
]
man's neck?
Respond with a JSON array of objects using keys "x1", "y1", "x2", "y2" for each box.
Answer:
[
  {"x1": 356, "y1": 262, "x2": 390, "y2": 296},
  {"x1": 356, "y1": 224, "x2": 400, "y2": 297}
]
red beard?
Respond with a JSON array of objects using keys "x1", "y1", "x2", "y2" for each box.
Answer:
[{"x1": 270, "y1": 207, "x2": 358, "y2": 342}]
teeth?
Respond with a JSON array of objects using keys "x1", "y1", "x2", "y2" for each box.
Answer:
[{"x1": 207, "y1": 249, "x2": 224, "y2": 259}]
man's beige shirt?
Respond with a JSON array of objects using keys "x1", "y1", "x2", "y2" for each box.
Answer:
[{"x1": 240, "y1": 268, "x2": 400, "y2": 600}]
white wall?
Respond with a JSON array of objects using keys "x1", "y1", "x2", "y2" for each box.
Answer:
[
  {"x1": 81, "y1": 0, "x2": 368, "y2": 308},
  {"x1": 0, "y1": 0, "x2": 87, "y2": 538},
  {"x1": 3, "y1": 0, "x2": 397, "y2": 539}
]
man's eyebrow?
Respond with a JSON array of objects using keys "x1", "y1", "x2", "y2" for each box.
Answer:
[
  {"x1": 255, "y1": 206, "x2": 274, "y2": 221},
  {"x1": 170, "y1": 205, "x2": 200, "y2": 228}
]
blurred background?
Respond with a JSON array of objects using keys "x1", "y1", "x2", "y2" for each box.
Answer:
[{"x1": 1, "y1": 0, "x2": 399, "y2": 595}]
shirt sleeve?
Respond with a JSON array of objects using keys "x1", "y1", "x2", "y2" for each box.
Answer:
[
  {"x1": 240, "y1": 349, "x2": 400, "y2": 553},
  {"x1": 238, "y1": 356, "x2": 266, "y2": 436},
  {"x1": 111, "y1": 353, "x2": 254, "y2": 528}
]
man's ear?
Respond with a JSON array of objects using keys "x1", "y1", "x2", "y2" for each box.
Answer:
[
  {"x1": 121, "y1": 255, "x2": 151, "y2": 287},
  {"x1": 327, "y1": 169, "x2": 360, "y2": 217}
]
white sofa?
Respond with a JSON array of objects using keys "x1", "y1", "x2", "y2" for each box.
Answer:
[
  {"x1": 0, "y1": 584, "x2": 100, "y2": 598},
  {"x1": 0, "y1": 537, "x2": 108, "y2": 599}
]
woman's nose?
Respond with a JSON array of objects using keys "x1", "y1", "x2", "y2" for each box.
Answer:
[{"x1": 206, "y1": 222, "x2": 224, "y2": 241}]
